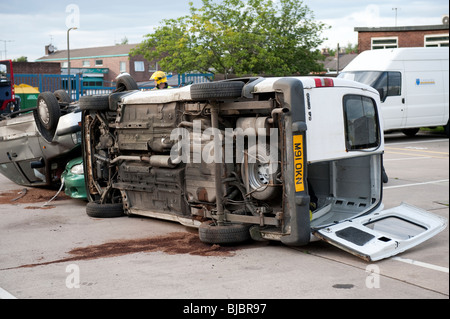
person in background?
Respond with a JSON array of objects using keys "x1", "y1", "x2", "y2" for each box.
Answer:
[{"x1": 150, "y1": 71, "x2": 172, "y2": 89}]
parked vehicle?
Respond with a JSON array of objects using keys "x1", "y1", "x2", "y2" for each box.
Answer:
[
  {"x1": 61, "y1": 156, "x2": 87, "y2": 199},
  {"x1": 338, "y1": 47, "x2": 449, "y2": 137},
  {"x1": 81, "y1": 76, "x2": 447, "y2": 261},
  {"x1": 0, "y1": 90, "x2": 82, "y2": 187},
  {"x1": 0, "y1": 60, "x2": 19, "y2": 114}
]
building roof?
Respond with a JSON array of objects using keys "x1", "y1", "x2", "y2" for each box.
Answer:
[
  {"x1": 36, "y1": 43, "x2": 139, "y2": 62},
  {"x1": 320, "y1": 53, "x2": 358, "y2": 72},
  {"x1": 355, "y1": 24, "x2": 449, "y2": 32}
]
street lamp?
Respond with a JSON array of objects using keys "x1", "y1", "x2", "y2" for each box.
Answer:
[{"x1": 67, "y1": 27, "x2": 77, "y2": 102}]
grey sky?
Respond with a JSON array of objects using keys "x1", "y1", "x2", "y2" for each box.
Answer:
[{"x1": 0, "y1": 0, "x2": 448, "y2": 61}]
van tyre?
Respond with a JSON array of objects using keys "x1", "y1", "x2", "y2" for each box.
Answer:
[
  {"x1": 243, "y1": 143, "x2": 281, "y2": 201},
  {"x1": 401, "y1": 128, "x2": 419, "y2": 137},
  {"x1": 190, "y1": 81, "x2": 244, "y2": 100},
  {"x1": 79, "y1": 95, "x2": 110, "y2": 111},
  {"x1": 86, "y1": 202, "x2": 125, "y2": 218},
  {"x1": 198, "y1": 221, "x2": 250, "y2": 244}
]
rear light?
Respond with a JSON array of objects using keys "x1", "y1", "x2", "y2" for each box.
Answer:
[{"x1": 314, "y1": 78, "x2": 334, "y2": 87}]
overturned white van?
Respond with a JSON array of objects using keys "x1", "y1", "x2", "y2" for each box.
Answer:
[
  {"x1": 80, "y1": 76, "x2": 447, "y2": 261},
  {"x1": 339, "y1": 47, "x2": 449, "y2": 137}
]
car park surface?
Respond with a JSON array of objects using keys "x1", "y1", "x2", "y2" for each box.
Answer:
[{"x1": 0, "y1": 130, "x2": 447, "y2": 300}]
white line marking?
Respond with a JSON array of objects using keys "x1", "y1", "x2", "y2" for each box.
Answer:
[
  {"x1": 384, "y1": 156, "x2": 432, "y2": 161},
  {"x1": 384, "y1": 179, "x2": 449, "y2": 189},
  {"x1": 392, "y1": 257, "x2": 449, "y2": 273},
  {"x1": 386, "y1": 139, "x2": 449, "y2": 146},
  {"x1": 0, "y1": 287, "x2": 17, "y2": 299}
]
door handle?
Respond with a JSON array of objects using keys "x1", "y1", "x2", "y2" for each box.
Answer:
[{"x1": 402, "y1": 98, "x2": 405, "y2": 104}]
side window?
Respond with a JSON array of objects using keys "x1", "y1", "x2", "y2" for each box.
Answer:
[
  {"x1": 343, "y1": 95, "x2": 380, "y2": 151},
  {"x1": 387, "y1": 72, "x2": 401, "y2": 96},
  {"x1": 373, "y1": 72, "x2": 401, "y2": 102}
]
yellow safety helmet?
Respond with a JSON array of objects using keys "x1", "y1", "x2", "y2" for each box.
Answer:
[{"x1": 150, "y1": 71, "x2": 167, "y2": 85}]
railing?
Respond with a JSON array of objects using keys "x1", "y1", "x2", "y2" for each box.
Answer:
[{"x1": 10, "y1": 73, "x2": 214, "y2": 101}]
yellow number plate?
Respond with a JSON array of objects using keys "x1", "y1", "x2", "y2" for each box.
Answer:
[{"x1": 293, "y1": 135, "x2": 305, "y2": 192}]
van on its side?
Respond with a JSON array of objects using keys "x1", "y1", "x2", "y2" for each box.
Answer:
[{"x1": 339, "y1": 47, "x2": 449, "y2": 137}]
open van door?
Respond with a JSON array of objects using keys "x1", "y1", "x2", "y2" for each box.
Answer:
[{"x1": 313, "y1": 203, "x2": 447, "y2": 261}]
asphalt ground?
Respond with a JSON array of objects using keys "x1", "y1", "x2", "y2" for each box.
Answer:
[{"x1": 0, "y1": 130, "x2": 448, "y2": 304}]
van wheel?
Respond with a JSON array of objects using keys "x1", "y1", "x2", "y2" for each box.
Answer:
[
  {"x1": 35, "y1": 92, "x2": 61, "y2": 131},
  {"x1": 190, "y1": 81, "x2": 244, "y2": 100},
  {"x1": 86, "y1": 202, "x2": 124, "y2": 218},
  {"x1": 198, "y1": 221, "x2": 250, "y2": 244},
  {"x1": 79, "y1": 95, "x2": 110, "y2": 111},
  {"x1": 242, "y1": 144, "x2": 280, "y2": 201},
  {"x1": 401, "y1": 128, "x2": 419, "y2": 137}
]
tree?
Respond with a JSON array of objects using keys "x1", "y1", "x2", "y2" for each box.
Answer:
[
  {"x1": 131, "y1": 0, "x2": 327, "y2": 76},
  {"x1": 13, "y1": 56, "x2": 28, "y2": 62}
]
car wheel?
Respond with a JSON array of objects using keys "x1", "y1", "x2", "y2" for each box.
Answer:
[
  {"x1": 86, "y1": 202, "x2": 124, "y2": 218},
  {"x1": 198, "y1": 221, "x2": 250, "y2": 244},
  {"x1": 53, "y1": 90, "x2": 71, "y2": 105},
  {"x1": 190, "y1": 81, "x2": 244, "y2": 100},
  {"x1": 79, "y1": 95, "x2": 110, "y2": 111},
  {"x1": 116, "y1": 74, "x2": 139, "y2": 91},
  {"x1": 36, "y1": 92, "x2": 61, "y2": 131}
]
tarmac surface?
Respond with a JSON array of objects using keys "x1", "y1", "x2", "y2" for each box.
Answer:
[{"x1": 0, "y1": 131, "x2": 448, "y2": 302}]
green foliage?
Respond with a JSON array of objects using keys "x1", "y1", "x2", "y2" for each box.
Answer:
[{"x1": 131, "y1": 0, "x2": 327, "y2": 76}]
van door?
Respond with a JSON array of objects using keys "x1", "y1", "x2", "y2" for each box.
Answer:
[
  {"x1": 313, "y1": 203, "x2": 447, "y2": 261},
  {"x1": 376, "y1": 71, "x2": 406, "y2": 130}
]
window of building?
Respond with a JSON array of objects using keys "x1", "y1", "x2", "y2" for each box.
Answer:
[
  {"x1": 120, "y1": 61, "x2": 127, "y2": 73},
  {"x1": 134, "y1": 61, "x2": 145, "y2": 72},
  {"x1": 425, "y1": 34, "x2": 449, "y2": 47},
  {"x1": 148, "y1": 62, "x2": 158, "y2": 73},
  {"x1": 343, "y1": 95, "x2": 380, "y2": 151},
  {"x1": 95, "y1": 60, "x2": 103, "y2": 66},
  {"x1": 61, "y1": 61, "x2": 68, "y2": 68},
  {"x1": 371, "y1": 37, "x2": 398, "y2": 50},
  {"x1": 82, "y1": 60, "x2": 91, "y2": 67}
]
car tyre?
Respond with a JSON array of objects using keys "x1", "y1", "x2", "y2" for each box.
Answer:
[
  {"x1": 53, "y1": 90, "x2": 71, "y2": 105},
  {"x1": 35, "y1": 92, "x2": 61, "y2": 131},
  {"x1": 86, "y1": 202, "x2": 125, "y2": 218},
  {"x1": 198, "y1": 221, "x2": 250, "y2": 244},
  {"x1": 116, "y1": 74, "x2": 139, "y2": 91}
]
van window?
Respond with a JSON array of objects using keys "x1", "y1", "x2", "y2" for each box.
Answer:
[
  {"x1": 343, "y1": 95, "x2": 380, "y2": 151},
  {"x1": 339, "y1": 71, "x2": 402, "y2": 102}
]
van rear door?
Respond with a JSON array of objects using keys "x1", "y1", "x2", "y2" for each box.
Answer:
[{"x1": 313, "y1": 203, "x2": 447, "y2": 261}]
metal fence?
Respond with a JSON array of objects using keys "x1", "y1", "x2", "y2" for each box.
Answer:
[{"x1": 11, "y1": 73, "x2": 214, "y2": 101}]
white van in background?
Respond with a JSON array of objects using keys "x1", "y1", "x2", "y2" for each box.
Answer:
[{"x1": 339, "y1": 47, "x2": 449, "y2": 137}]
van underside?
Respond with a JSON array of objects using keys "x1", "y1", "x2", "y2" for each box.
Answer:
[{"x1": 82, "y1": 79, "x2": 383, "y2": 246}]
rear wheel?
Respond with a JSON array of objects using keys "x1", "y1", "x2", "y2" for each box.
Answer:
[
  {"x1": 198, "y1": 221, "x2": 250, "y2": 244},
  {"x1": 401, "y1": 128, "x2": 420, "y2": 137}
]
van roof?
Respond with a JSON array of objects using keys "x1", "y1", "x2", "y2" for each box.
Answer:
[{"x1": 342, "y1": 47, "x2": 449, "y2": 71}]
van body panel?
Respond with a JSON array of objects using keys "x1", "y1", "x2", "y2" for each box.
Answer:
[{"x1": 339, "y1": 47, "x2": 449, "y2": 134}]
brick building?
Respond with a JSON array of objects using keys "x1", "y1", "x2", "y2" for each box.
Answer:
[
  {"x1": 355, "y1": 23, "x2": 449, "y2": 53},
  {"x1": 36, "y1": 44, "x2": 158, "y2": 86},
  {"x1": 12, "y1": 61, "x2": 60, "y2": 75}
]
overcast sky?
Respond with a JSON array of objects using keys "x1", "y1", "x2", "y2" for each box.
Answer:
[{"x1": 0, "y1": 0, "x2": 448, "y2": 61}]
